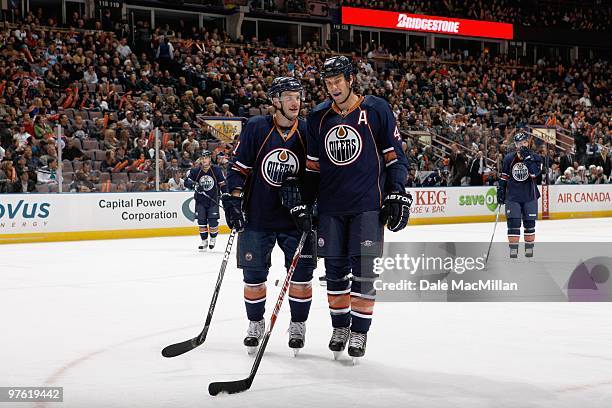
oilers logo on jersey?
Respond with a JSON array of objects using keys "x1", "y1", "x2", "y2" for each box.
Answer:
[
  {"x1": 199, "y1": 175, "x2": 215, "y2": 191},
  {"x1": 261, "y1": 148, "x2": 300, "y2": 187},
  {"x1": 511, "y1": 162, "x2": 529, "y2": 182},
  {"x1": 324, "y1": 125, "x2": 362, "y2": 166}
]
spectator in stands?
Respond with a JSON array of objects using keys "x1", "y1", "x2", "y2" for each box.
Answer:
[
  {"x1": 34, "y1": 116, "x2": 53, "y2": 140},
  {"x1": 40, "y1": 144, "x2": 58, "y2": 167},
  {"x1": 576, "y1": 166, "x2": 588, "y2": 184},
  {"x1": 83, "y1": 66, "x2": 98, "y2": 85},
  {"x1": 36, "y1": 158, "x2": 58, "y2": 184},
  {"x1": 103, "y1": 129, "x2": 119, "y2": 150},
  {"x1": 168, "y1": 171, "x2": 187, "y2": 191},
  {"x1": 593, "y1": 167, "x2": 609, "y2": 184},
  {"x1": 130, "y1": 138, "x2": 150, "y2": 160},
  {"x1": 556, "y1": 168, "x2": 576, "y2": 184},
  {"x1": 23, "y1": 147, "x2": 42, "y2": 170},
  {"x1": 12, "y1": 170, "x2": 36, "y2": 193},
  {"x1": 116, "y1": 38, "x2": 132, "y2": 60},
  {"x1": 13, "y1": 123, "x2": 31, "y2": 148},
  {"x1": 69, "y1": 170, "x2": 94, "y2": 192},
  {"x1": 449, "y1": 144, "x2": 468, "y2": 186},
  {"x1": 0, "y1": 160, "x2": 17, "y2": 187},
  {"x1": 156, "y1": 37, "x2": 175, "y2": 71},
  {"x1": 163, "y1": 140, "x2": 180, "y2": 162},
  {"x1": 468, "y1": 150, "x2": 485, "y2": 186},
  {"x1": 69, "y1": 115, "x2": 89, "y2": 139},
  {"x1": 63, "y1": 138, "x2": 85, "y2": 161},
  {"x1": 100, "y1": 150, "x2": 118, "y2": 173},
  {"x1": 179, "y1": 150, "x2": 193, "y2": 169}
]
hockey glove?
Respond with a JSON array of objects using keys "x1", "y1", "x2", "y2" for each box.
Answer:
[
  {"x1": 289, "y1": 204, "x2": 313, "y2": 233},
  {"x1": 497, "y1": 179, "x2": 507, "y2": 205},
  {"x1": 519, "y1": 146, "x2": 534, "y2": 161},
  {"x1": 279, "y1": 177, "x2": 302, "y2": 209},
  {"x1": 221, "y1": 193, "x2": 245, "y2": 232},
  {"x1": 380, "y1": 191, "x2": 413, "y2": 232}
]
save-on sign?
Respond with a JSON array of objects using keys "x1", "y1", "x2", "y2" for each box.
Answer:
[{"x1": 342, "y1": 6, "x2": 513, "y2": 40}]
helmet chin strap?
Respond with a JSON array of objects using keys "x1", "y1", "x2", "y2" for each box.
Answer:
[{"x1": 275, "y1": 100, "x2": 298, "y2": 123}]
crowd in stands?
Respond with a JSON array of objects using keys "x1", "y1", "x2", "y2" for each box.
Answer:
[
  {"x1": 0, "y1": 6, "x2": 609, "y2": 194},
  {"x1": 340, "y1": 0, "x2": 611, "y2": 31}
]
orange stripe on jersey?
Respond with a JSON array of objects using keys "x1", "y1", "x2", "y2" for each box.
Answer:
[
  {"x1": 244, "y1": 284, "x2": 266, "y2": 302},
  {"x1": 327, "y1": 293, "x2": 350, "y2": 310},
  {"x1": 306, "y1": 159, "x2": 320, "y2": 172},
  {"x1": 289, "y1": 282, "x2": 312, "y2": 300},
  {"x1": 231, "y1": 165, "x2": 251, "y2": 177},
  {"x1": 384, "y1": 150, "x2": 398, "y2": 164},
  {"x1": 351, "y1": 296, "x2": 375, "y2": 315}
]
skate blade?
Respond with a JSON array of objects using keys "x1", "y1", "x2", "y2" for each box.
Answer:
[
  {"x1": 292, "y1": 348, "x2": 301, "y2": 357},
  {"x1": 246, "y1": 346, "x2": 257, "y2": 355},
  {"x1": 333, "y1": 350, "x2": 343, "y2": 360},
  {"x1": 351, "y1": 357, "x2": 361, "y2": 365}
]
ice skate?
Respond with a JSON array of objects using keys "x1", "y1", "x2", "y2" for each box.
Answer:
[
  {"x1": 198, "y1": 239, "x2": 208, "y2": 251},
  {"x1": 509, "y1": 245, "x2": 518, "y2": 258},
  {"x1": 209, "y1": 237, "x2": 216, "y2": 250},
  {"x1": 244, "y1": 319, "x2": 265, "y2": 355},
  {"x1": 328, "y1": 327, "x2": 350, "y2": 360},
  {"x1": 288, "y1": 321, "x2": 306, "y2": 356},
  {"x1": 348, "y1": 331, "x2": 367, "y2": 364},
  {"x1": 525, "y1": 243, "x2": 534, "y2": 258}
]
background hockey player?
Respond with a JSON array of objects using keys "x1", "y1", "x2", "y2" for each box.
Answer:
[
  {"x1": 497, "y1": 132, "x2": 542, "y2": 258},
  {"x1": 184, "y1": 150, "x2": 227, "y2": 251},
  {"x1": 223, "y1": 77, "x2": 315, "y2": 355},
  {"x1": 304, "y1": 56, "x2": 412, "y2": 361}
]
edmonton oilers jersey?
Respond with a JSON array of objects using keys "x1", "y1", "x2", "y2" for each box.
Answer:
[
  {"x1": 184, "y1": 165, "x2": 227, "y2": 207},
  {"x1": 500, "y1": 152, "x2": 541, "y2": 203},
  {"x1": 227, "y1": 115, "x2": 307, "y2": 231},
  {"x1": 306, "y1": 95, "x2": 408, "y2": 215}
]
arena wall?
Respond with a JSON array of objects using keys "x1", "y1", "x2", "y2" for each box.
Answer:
[{"x1": 1, "y1": 185, "x2": 611, "y2": 244}]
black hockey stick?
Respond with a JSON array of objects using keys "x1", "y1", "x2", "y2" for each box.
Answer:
[
  {"x1": 485, "y1": 204, "x2": 502, "y2": 267},
  {"x1": 208, "y1": 231, "x2": 309, "y2": 395},
  {"x1": 161, "y1": 229, "x2": 237, "y2": 358},
  {"x1": 199, "y1": 190, "x2": 224, "y2": 208}
]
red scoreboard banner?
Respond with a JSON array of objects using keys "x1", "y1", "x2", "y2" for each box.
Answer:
[{"x1": 342, "y1": 6, "x2": 513, "y2": 40}]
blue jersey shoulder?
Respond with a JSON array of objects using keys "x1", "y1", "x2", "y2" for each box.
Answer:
[
  {"x1": 311, "y1": 100, "x2": 332, "y2": 115},
  {"x1": 212, "y1": 165, "x2": 224, "y2": 177},
  {"x1": 362, "y1": 95, "x2": 391, "y2": 110},
  {"x1": 244, "y1": 114, "x2": 272, "y2": 130}
]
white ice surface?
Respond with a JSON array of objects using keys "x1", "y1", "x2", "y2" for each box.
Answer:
[{"x1": 1, "y1": 218, "x2": 612, "y2": 408}]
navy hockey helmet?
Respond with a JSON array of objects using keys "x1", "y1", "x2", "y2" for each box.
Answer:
[
  {"x1": 321, "y1": 56, "x2": 353, "y2": 80},
  {"x1": 514, "y1": 132, "x2": 529, "y2": 144},
  {"x1": 267, "y1": 77, "x2": 303, "y2": 100}
]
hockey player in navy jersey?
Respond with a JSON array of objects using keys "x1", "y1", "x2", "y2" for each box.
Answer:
[
  {"x1": 497, "y1": 132, "x2": 542, "y2": 258},
  {"x1": 304, "y1": 56, "x2": 412, "y2": 360},
  {"x1": 184, "y1": 150, "x2": 227, "y2": 250},
  {"x1": 223, "y1": 77, "x2": 315, "y2": 355}
]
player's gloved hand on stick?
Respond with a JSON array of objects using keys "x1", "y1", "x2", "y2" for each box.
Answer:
[
  {"x1": 289, "y1": 204, "x2": 312, "y2": 233},
  {"x1": 279, "y1": 177, "x2": 314, "y2": 233},
  {"x1": 380, "y1": 191, "x2": 413, "y2": 232},
  {"x1": 221, "y1": 193, "x2": 245, "y2": 232},
  {"x1": 519, "y1": 146, "x2": 535, "y2": 161},
  {"x1": 497, "y1": 181, "x2": 506, "y2": 205}
]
